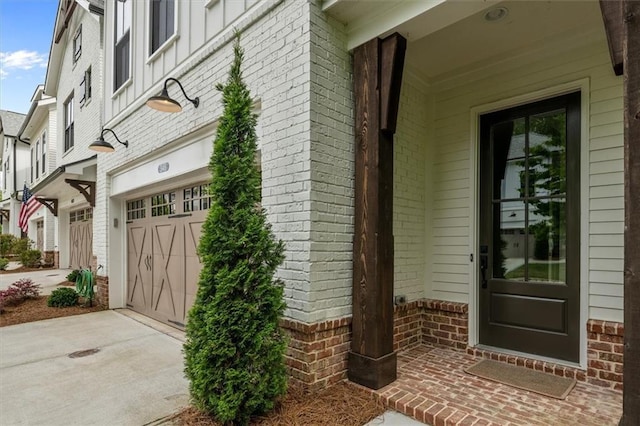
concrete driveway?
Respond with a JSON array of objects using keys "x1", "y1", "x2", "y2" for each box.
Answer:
[
  {"x1": 0, "y1": 264, "x2": 74, "y2": 295},
  {"x1": 0, "y1": 310, "x2": 189, "y2": 425}
]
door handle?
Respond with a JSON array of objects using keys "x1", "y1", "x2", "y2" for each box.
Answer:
[{"x1": 480, "y1": 255, "x2": 488, "y2": 289}]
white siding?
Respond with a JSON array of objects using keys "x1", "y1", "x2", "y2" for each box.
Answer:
[{"x1": 428, "y1": 36, "x2": 624, "y2": 321}]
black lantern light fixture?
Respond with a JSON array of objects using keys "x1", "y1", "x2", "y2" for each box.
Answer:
[
  {"x1": 146, "y1": 77, "x2": 200, "y2": 113},
  {"x1": 89, "y1": 128, "x2": 129, "y2": 153}
]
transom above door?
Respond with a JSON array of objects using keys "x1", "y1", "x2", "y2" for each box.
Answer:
[{"x1": 479, "y1": 92, "x2": 581, "y2": 362}]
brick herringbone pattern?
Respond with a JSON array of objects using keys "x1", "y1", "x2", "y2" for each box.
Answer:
[{"x1": 370, "y1": 345, "x2": 622, "y2": 425}]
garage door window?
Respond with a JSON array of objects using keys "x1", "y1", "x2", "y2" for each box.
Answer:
[
  {"x1": 70, "y1": 207, "x2": 93, "y2": 223},
  {"x1": 127, "y1": 199, "x2": 146, "y2": 221},
  {"x1": 151, "y1": 192, "x2": 176, "y2": 217},
  {"x1": 184, "y1": 185, "x2": 211, "y2": 212}
]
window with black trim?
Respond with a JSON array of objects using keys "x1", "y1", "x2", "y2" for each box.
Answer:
[
  {"x1": 73, "y1": 25, "x2": 82, "y2": 62},
  {"x1": 114, "y1": 0, "x2": 131, "y2": 91},
  {"x1": 41, "y1": 131, "x2": 46, "y2": 175},
  {"x1": 64, "y1": 95, "x2": 74, "y2": 151},
  {"x1": 80, "y1": 67, "x2": 92, "y2": 105},
  {"x1": 150, "y1": 0, "x2": 174, "y2": 54},
  {"x1": 35, "y1": 140, "x2": 40, "y2": 179}
]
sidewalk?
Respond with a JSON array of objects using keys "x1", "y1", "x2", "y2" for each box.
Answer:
[{"x1": 0, "y1": 262, "x2": 74, "y2": 295}]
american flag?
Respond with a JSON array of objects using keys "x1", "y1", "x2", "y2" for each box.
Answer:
[{"x1": 18, "y1": 184, "x2": 40, "y2": 233}]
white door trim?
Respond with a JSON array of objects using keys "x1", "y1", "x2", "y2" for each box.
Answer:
[{"x1": 468, "y1": 78, "x2": 590, "y2": 369}]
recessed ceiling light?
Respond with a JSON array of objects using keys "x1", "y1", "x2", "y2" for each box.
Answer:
[{"x1": 484, "y1": 6, "x2": 509, "y2": 22}]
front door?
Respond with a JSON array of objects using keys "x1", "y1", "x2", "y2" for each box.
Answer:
[{"x1": 479, "y1": 92, "x2": 580, "y2": 362}]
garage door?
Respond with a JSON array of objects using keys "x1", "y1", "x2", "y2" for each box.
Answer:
[
  {"x1": 126, "y1": 184, "x2": 209, "y2": 328},
  {"x1": 69, "y1": 208, "x2": 93, "y2": 269}
]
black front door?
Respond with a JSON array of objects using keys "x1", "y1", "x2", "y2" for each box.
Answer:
[{"x1": 479, "y1": 92, "x2": 580, "y2": 362}]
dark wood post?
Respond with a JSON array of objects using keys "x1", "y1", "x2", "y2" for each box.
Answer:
[
  {"x1": 348, "y1": 33, "x2": 406, "y2": 390},
  {"x1": 621, "y1": 1, "x2": 640, "y2": 424}
]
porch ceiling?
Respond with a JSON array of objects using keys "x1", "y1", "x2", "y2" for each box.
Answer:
[
  {"x1": 405, "y1": 1, "x2": 605, "y2": 82},
  {"x1": 325, "y1": 1, "x2": 606, "y2": 83}
]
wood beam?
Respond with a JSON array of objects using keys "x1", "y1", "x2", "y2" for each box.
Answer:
[
  {"x1": 600, "y1": 0, "x2": 625, "y2": 76},
  {"x1": 37, "y1": 198, "x2": 58, "y2": 217},
  {"x1": 349, "y1": 33, "x2": 406, "y2": 390},
  {"x1": 64, "y1": 179, "x2": 95, "y2": 207},
  {"x1": 622, "y1": 1, "x2": 640, "y2": 424}
]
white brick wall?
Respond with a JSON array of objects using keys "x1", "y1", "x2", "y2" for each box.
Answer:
[
  {"x1": 393, "y1": 74, "x2": 430, "y2": 303},
  {"x1": 98, "y1": 0, "x2": 316, "y2": 321}
]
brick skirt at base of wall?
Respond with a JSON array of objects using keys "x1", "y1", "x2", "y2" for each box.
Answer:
[
  {"x1": 280, "y1": 317, "x2": 351, "y2": 393},
  {"x1": 95, "y1": 275, "x2": 109, "y2": 308}
]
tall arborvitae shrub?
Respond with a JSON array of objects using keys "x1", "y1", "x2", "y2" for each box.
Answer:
[{"x1": 184, "y1": 36, "x2": 287, "y2": 425}]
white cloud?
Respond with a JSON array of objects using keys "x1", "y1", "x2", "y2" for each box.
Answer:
[{"x1": 0, "y1": 50, "x2": 48, "y2": 77}]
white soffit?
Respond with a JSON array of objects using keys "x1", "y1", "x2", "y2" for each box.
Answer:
[{"x1": 323, "y1": 0, "x2": 501, "y2": 50}]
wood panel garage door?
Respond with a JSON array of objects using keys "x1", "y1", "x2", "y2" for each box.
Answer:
[
  {"x1": 69, "y1": 208, "x2": 93, "y2": 269},
  {"x1": 126, "y1": 184, "x2": 209, "y2": 328}
]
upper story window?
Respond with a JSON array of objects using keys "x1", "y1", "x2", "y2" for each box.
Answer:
[
  {"x1": 80, "y1": 67, "x2": 92, "y2": 105},
  {"x1": 35, "y1": 140, "x2": 40, "y2": 179},
  {"x1": 150, "y1": 0, "x2": 175, "y2": 55},
  {"x1": 64, "y1": 95, "x2": 74, "y2": 152},
  {"x1": 2, "y1": 160, "x2": 8, "y2": 191},
  {"x1": 114, "y1": 0, "x2": 132, "y2": 91},
  {"x1": 41, "y1": 131, "x2": 46, "y2": 175},
  {"x1": 73, "y1": 25, "x2": 82, "y2": 63}
]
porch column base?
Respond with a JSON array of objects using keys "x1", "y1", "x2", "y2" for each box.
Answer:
[{"x1": 348, "y1": 351, "x2": 397, "y2": 389}]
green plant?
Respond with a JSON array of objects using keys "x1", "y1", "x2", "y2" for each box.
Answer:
[
  {"x1": 20, "y1": 249, "x2": 41, "y2": 268},
  {"x1": 47, "y1": 287, "x2": 78, "y2": 307},
  {"x1": 0, "y1": 234, "x2": 17, "y2": 257},
  {"x1": 66, "y1": 269, "x2": 81, "y2": 282},
  {"x1": 0, "y1": 257, "x2": 9, "y2": 271},
  {"x1": 11, "y1": 238, "x2": 31, "y2": 256},
  {"x1": 184, "y1": 36, "x2": 287, "y2": 426}
]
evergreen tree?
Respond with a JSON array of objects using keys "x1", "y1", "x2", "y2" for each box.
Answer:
[{"x1": 184, "y1": 36, "x2": 287, "y2": 425}]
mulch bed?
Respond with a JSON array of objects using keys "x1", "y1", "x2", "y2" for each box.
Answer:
[
  {"x1": 0, "y1": 296, "x2": 105, "y2": 327},
  {"x1": 0, "y1": 265, "x2": 57, "y2": 274},
  {"x1": 175, "y1": 382, "x2": 385, "y2": 426}
]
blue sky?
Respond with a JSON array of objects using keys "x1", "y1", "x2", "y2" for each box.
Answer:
[{"x1": 0, "y1": 0, "x2": 58, "y2": 114}]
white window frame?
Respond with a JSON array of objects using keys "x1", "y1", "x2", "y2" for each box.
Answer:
[
  {"x1": 73, "y1": 25, "x2": 82, "y2": 63},
  {"x1": 147, "y1": 0, "x2": 178, "y2": 62},
  {"x1": 114, "y1": 0, "x2": 132, "y2": 93},
  {"x1": 64, "y1": 94, "x2": 74, "y2": 152}
]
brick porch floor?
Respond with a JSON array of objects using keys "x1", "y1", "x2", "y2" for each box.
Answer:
[{"x1": 367, "y1": 344, "x2": 622, "y2": 425}]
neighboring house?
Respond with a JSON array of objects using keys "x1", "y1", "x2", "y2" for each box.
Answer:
[
  {"x1": 16, "y1": 85, "x2": 58, "y2": 263},
  {"x1": 34, "y1": 0, "x2": 104, "y2": 269},
  {"x1": 0, "y1": 110, "x2": 28, "y2": 237},
  {"x1": 52, "y1": 0, "x2": 635, "y2": 421}
]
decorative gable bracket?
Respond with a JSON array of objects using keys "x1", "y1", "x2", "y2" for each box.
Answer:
[
  {"x1": 37, "y1": 198, "x2": 59, "y2": 217},
  {"x1": 0, "y1": 209, "x2": 9, "y2": 222},
  {"x1": 65, "y1": 179, "x2": 95, "y2": 207}
]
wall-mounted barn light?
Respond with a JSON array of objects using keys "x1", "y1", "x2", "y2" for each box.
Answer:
[
  {"x1": 89, "y1": 128, "x2": 129, "y2": 153},
  {"x1": 146, "y1": 77, "x2": 200, "y2": 113}
]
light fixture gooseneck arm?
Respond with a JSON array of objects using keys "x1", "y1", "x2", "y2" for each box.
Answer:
[
  {"x1": 102, "y1": 128, "x2": 129, "y2": 148},
  {"x1": 165, "y1": 77, "x2": 200, "y2": 108}
]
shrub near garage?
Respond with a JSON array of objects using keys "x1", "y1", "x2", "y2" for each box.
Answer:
[
  {"x1": 47, "y1": 288, "x2": 78, "y2": 308},
  {"x1": 20, "y1": 249, "x2": 42, "y2": 268},
  {"x1": 0, "y1": 278, "x2": 41, "y2": 313},
  {"x1": 0, "y1": 258, "x2": 9, "y2": 271}
]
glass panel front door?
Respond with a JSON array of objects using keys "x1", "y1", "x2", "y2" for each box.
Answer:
[{"x1": 479, "y1": 92, "x2": 580, "y2": 362}]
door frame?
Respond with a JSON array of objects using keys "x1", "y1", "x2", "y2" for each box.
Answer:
[{"x1": 468, "y1": 78, "x2": 590, "y2": 368}]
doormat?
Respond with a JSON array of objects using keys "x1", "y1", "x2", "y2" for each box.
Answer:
[{"x1": 464, "y1": 359, "x2": 577, "y2": 399}]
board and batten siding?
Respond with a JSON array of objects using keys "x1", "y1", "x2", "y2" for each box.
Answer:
[
  {"x1": 104, "y1": 0, "x2": 262, "y2": 121},
  {"x1": 428, "y1": 36, "x2": 624, "y2": 322}
]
